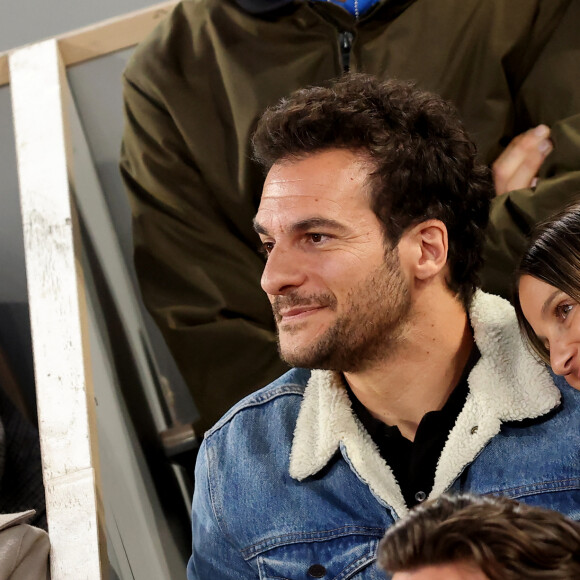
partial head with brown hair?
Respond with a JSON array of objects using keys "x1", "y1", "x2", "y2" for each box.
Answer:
[{"x1": 378, "y1": 493, "x2": 580, "y2": 580}]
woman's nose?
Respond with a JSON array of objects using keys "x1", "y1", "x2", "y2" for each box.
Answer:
[{"x1": 550, "y1": 342, "x2": 575, "y2": 377}]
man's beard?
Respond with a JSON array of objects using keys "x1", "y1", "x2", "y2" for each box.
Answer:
[{"x1": 272, "y1": 248, "x2": 412, "y2": 373}]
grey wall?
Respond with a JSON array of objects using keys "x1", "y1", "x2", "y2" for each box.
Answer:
[
  {"x1": 0, "y1": 0, "x2": 161, "y2": 296},
  {"x1": 0, "y1": 1, "x2": 161, "y2": 53},
  {"x1": 0, "y1": 1, "x2": 195, "y2": 422},
  {"x1": 0, "y1": 91, "x2": 24, "y2": 303}
]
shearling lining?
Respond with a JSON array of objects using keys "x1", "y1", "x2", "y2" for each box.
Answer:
[{"x1": 289, "y1": 290, "x2": 560, "y2": 517}]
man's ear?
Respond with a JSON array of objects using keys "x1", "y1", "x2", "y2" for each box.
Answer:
[{"x1": 399, "y1": 220, "x2": 448, "y2": 281}]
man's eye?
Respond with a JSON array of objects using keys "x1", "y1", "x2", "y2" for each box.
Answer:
[
  {"x1": 261, "y1": 242, "x2": 274, "y2": 255},
  {"x1": 555, "y1": 303, "x2": 574, "y2": 321},
  {"x1": 308, "y1": 233, "x2": 325, "y2": 243}
]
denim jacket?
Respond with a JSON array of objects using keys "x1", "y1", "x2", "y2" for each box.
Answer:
[{"x1": 188, "y1": 291, "x2": 580, "y2": 579}]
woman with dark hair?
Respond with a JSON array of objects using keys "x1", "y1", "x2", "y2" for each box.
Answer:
[{"x1": 514, "y1": 201, "x2": 580, "y2": 390}]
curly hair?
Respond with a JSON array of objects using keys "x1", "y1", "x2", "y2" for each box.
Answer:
[
  {"x1": 513, "y1": 201, "x2": 580, "y2": 364},
  {"x1": 378, "y1": 493, "x2": 580, "y2": 579},
  {"x1": 252, "y1": 74, "x2": 493, "y2": 308}
]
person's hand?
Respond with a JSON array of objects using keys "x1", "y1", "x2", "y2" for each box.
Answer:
[{"x1": 492, "y1": 125, "x2": 553, "y2": 196}]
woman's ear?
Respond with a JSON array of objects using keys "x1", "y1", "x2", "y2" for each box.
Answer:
[{"x1": 400, "y1": 219, "x2": 448, "y2": 281}]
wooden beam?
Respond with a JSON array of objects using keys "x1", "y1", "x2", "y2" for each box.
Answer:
[
  {"x1": 0, "y1": 53, "x2": 7, "y2": 87},
  {"x1": 59, "y1": 1, "x2": 177, "y2": 67},
  {"x1": 10, "y1": 39, "x2": 107, "y2": 579},
  {"x1": 0, "y1": 1, "x2": 177, "y2": 87}
]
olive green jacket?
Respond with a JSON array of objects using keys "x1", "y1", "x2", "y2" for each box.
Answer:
[{"x1": 121, "y1": 0, "x2": 580, "y2": 433}]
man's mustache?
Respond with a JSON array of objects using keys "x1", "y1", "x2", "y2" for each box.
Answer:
[{"x1": 272, "y1": 292, "x2": 337, "y2": 321}]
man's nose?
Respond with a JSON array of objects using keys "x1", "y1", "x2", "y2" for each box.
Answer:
[
  {"x1": 261, "y1": 246, "x2": 307, "y2": 295},
  {"x1": 550, "y1": 341, "x2": 576, "y2": 377}
]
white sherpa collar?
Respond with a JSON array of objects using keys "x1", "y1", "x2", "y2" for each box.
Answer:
[{"x1": 289, "y1": 290, "x2": 560, "y2": 518}]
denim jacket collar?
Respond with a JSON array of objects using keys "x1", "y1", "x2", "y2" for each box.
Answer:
[{"x1": 289, "y1": 290, "x2": 560, "y2": 517}]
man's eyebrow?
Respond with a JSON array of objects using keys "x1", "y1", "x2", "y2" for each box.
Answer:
[
  {"x1": 541, "y1": 289, "x2": 563, "y2": 317},
  {"x1": 253, "y1": 218, "x2": 268, "y2": 235},
  {"x1": 289, "y1": 218, "x2": 349, "y2": 234},
  {"x1": 253, "y1": 217, "x2": 349, "y2": 236}
]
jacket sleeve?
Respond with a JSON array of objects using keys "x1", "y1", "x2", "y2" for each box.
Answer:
[
  {"x1": 120, "y1": 67, "x2": 288, "y2": 434},
  {"x1": 0, "y1": 517, "x2": 50, "y2": 580},
  {"x1": 187, "y1": 440, "x2": 256, "y2": 579},
  {"x1": 482, "y1": 0, "x2": 580, "y2": 299}
]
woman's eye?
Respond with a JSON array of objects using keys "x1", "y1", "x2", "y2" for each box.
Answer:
[{"x1": 555, "y1": 303, "x2": 574, "y2": 321}]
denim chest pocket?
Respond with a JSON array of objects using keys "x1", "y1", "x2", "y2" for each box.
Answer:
[{"x1": 254, "y1": 533, "x2": 382, "y2": 580}]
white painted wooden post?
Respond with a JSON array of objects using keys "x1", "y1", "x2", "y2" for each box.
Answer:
[{"x1": 9, "y1": 40, "x2": 106, "y2": 579}]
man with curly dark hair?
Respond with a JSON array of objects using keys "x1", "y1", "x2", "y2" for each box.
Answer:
[
  {"x1": 252, "y1": 75, "x2": 493, "y2": 310},
  {"x1": 378, "y1": 493, "x2": 580, "y2": 580},
  {"x1": 122, "y1": 0, "x2": 580, "y2": 439},
  {"x1": 187, "y1": 75, "x2": 580, "y2": 579}
]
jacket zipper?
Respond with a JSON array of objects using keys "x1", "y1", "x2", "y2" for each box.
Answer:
[{"x1": 338, "y1": 30, "x2": 354, "y2": 73}]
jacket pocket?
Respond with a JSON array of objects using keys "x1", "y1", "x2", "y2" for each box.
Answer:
[{"x1": 253, "y1": 531, "x2": 382, "y2": 580}]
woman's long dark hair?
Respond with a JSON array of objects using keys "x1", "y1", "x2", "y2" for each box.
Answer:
[{"x1": 514, "y1": 200, "x2": 580, "y2": 364}]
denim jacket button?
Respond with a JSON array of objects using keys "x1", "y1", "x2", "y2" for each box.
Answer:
[
  {"x1": 307, "y1": 564, "x2": 327, "y2": 577},
  {"x1": 414, "y1": 491, "x2": 427, "y2": 502}
]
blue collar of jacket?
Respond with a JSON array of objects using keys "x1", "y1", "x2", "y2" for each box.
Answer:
[{"x1": 235, "y1": 0, "x2": 415, "y2": 16}]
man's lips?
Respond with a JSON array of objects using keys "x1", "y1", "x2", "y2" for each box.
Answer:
[
  {"x1": 272, "y1": 292, "x2": 337, "y2": 323},
  {"x1": 278, "y1": 305, "x2": 326, "y2": 321}
]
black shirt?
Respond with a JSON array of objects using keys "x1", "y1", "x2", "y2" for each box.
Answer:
[{"x1": 346, "y1": 346, "x2": 480, "y2": 509}]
